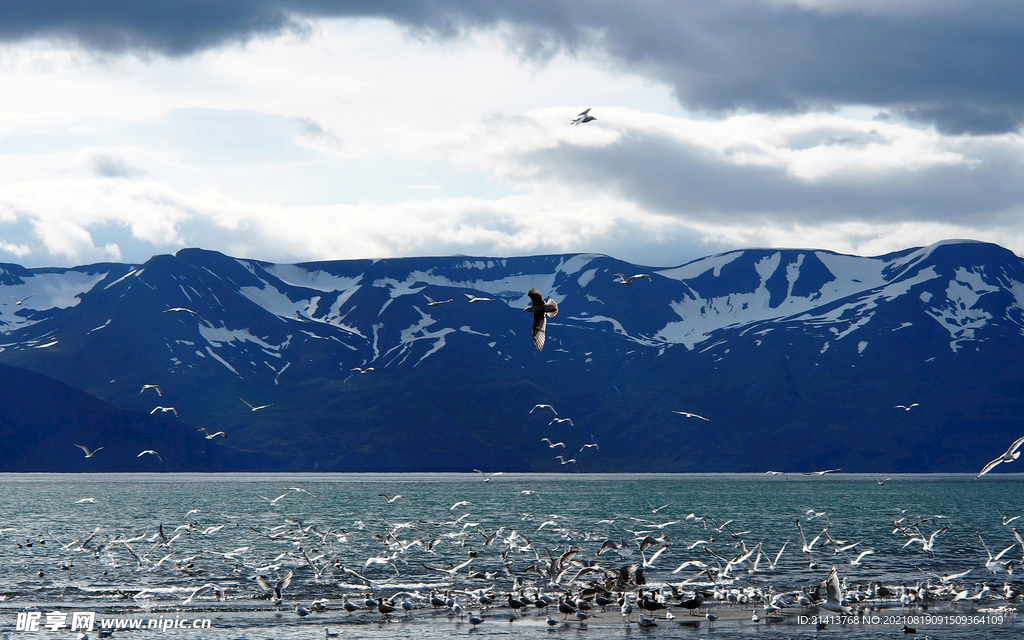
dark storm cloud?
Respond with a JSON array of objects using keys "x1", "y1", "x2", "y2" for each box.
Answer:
[
  {"x1": 523, "y1": 130, "x2": 1024, "y2": 224},
  {"x1": 4, "y1": 1, "x2": 1024, "y2": 134}
]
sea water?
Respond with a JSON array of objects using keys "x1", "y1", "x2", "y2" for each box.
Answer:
[{"x1": 0, "y1": 473, "x2": 1021, "y2": 639}]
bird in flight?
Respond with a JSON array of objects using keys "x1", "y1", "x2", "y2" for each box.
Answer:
[
  {"x1": 137, "y1": 450, "x2": 163, "y2": 462},
  {"x1": 162, "y1": 307, "x2": 197, "y2": 314},
  {"x1": 140, "y1": 384, "x2": 162, "y2": 396},
  {"x1": 646, "y1": 499, "x2": 674, "y2": 513},
  {"x1": 894, "y1": 403, "x2": 919, "y2": 411},
  {"x1": 465, "y1": 293, "x2": 493, "y2": 302},
  {"x1": 549, "y1": 417, "x2": 574, "y2": 426},
  {"x1": 764, "y1": 471, "x2": 788, "y2": 480},
  {"x1": 11, "y1": 293, "x2": 35, "y2": 305},
  {"x1": 610, "y1": 273, "x2": 652, "y2": 285},
  {"x1": 540, "y1": 438, "x2": 566, "y2": 449},
  {"x1": 803, "y1": 469, "x2": 841, "y2": 476},
  {"x1": 975, "y1": 435, "x2": 1024, "y2": 479},
  {"x1": 423, "y1": 295, "x2": 453, "y2": 306},
  {"x1": 474, "y1": 469, "x2": 503, "y2": 482},
  {"x1": 75, "y1": 444, "x2": 103, "y2": 458},
  {"x1": 150, "y1": 406, "x2": 178, "y2": 416},
  {"x1": 672, "y1": 410, "x2": 710, "y2": 421},
  {"x1": 531, "y1": 403, "x2": 558, "y2": 415},
  {"x1": 351, "y1": 367, "x2": 374, "y2": 374},
  {"x1": 570, "y1": 108, "x2": 597, "y2": 126},
  {"x1": 554, "y1": 456, "x2": 577, "y2": 465},
  {"x1": 379, "y1": 494, "x2": 404, "y2": 503},
  {"x1": 524, "y1": 288, "x2": 558, "y2": 352},
  {"x1": 240, "y1": 397, "x2": 272, "y2": 412},
  {"x1": 195, "y1": 428, "x2": 226, "y2": 439}
]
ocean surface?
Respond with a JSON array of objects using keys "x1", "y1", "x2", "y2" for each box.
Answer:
[{"x1": 0, "y1": 473, "x2": 1021, "y2": 639}]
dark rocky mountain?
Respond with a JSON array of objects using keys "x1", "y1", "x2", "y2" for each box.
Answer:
[{"x1": 2, "y1": 240, "x2": 1023, "y2": 473}]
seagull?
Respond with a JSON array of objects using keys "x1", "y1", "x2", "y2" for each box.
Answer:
[
  {"x1": 137, "y1": 450, "x2": 163, "y2": 462},
  {"x1": 449, "y1": 500, "x2": 472, "y2": 511},
  {"x1": 240, "y1": 397, "x2": 272, "y2": 412},
  {"x1": 975, "y1": 435, "x2": 1024, "y2": 479},
  {"x1": 645, "y1": 499, "x2": 674, "y2": 513},
  {"x1": 194, "y1": 428, "x2": 227, "y2": 439},
  {"x1": 523, "y1": 288, "x2": 558, "y2": 352},
  {"x1": 379, "y1": 494, "x2": 404, "y2": 503},
  {"x1": 764, "y1": 471, "x2": 789, "y2": 480},
  {"x1": 554, "y1": 456, "x2": 577, "y2": 465},
  {"x1": 256, "y1": 570, "x2": 293, "y2": 605},
  {"x1": 531, "y1": 403, "x2": 558, "y2": 415},
  {"x1": 162, "y1": 307, "x2": 197, "y2": 314},
  {"x1": 876, "y1": 477, "x2": 892, "y2": 485},
  {"x1": 579, "y1": 443, "x2": 600, "y2": 453},
  {"x1": 465, "y1": 293, "x2": 493, "y2": 302},
  {"x1": 75, "y1": 444, "x2": 103, "y2": 458},
  {"x1": 540, "y1": 438, "x2": 566, "y2": 449},
  {"x1": 139, "y1": 384, "x2": 162, "y2": 396},
  {"x1": 549, "y1": 417, "x2": 574, "y2": 426},
  {"x1": 672, "y1": 410, "x2": 710, "y2": 421},
  {"x1": 351, "y1": 367, "x2": 374, "y2": 374},
  {"x1": 804, "y1": 469, "x2": 841, "y2": 476},
  {"x1": 570, "y1": 108, "x2": 597, "y2": 126},
  {"x1": 473, "y1": 469, "x2": 503, "y2": 482},
  {"x1": 11, "y1": 293, "x2": 35, "y2": 305},
  {"x1": 610, "y1": 273, "x2": 652, "y2": 285},
  {"x1": 819, "y1": 567, "x2": 851, "y2": 613},
  {"x1": 150, "y1": 406, "x2": 178, "y2": 416},
  {"x1": 423, "y1": 295, "x2": 453, "y2": 306},
  {"x1": 894, "y1": 403, "x2": 919, "y2": 410}
]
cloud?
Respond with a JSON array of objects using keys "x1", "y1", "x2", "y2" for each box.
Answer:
[{"x1": 3, "y1": 2, "x2": 1024, "y2": 134}]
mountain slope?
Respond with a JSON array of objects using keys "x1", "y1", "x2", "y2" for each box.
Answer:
[{"x1": 1, "y1": 240, "x2": 1023, "y2": 473}]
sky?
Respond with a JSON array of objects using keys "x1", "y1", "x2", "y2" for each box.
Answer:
[{"x1": 2, "y1": 1, "x2": 1024, "y2": 268}]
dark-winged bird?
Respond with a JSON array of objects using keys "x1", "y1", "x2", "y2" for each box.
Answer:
[{"x1": 524, "y1": 288, "x2": 558, "y2": 351}]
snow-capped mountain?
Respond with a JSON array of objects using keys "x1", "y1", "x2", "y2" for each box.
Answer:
[{"x1": 2, "y1": 240, "x2": 1023, "y2": 473}]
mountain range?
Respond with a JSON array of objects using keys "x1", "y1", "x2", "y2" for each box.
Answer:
[{"x1": 2, "y1": 239, "x2": 1023, "y2": 473}]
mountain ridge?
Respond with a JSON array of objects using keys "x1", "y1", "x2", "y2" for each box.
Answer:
[{"x1": 1, "y1": 239, "x2": 1022, "y2": 473}]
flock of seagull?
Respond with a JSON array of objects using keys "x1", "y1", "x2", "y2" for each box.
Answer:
[{"x1": 12, "y1": 475, "x2": 1023, "y2": 637}]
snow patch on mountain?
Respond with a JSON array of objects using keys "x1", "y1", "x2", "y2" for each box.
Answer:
[
  {"x1": 656, "y1": 251, "x2": 742, "y2": 280},
  {"x1": 923, "y1": 267, "x2": 999, "y2": 351},
  {"x1": 262, "y1": 264, "x2": 363, "y2": 294}
]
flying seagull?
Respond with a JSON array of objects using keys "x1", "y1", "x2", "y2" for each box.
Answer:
[
  {"x1": 75, "y1": 444, "x2": 103, "y2": 458},
  {"x1": 570, "y1": 108, "x2": 597, "y2": 126},
  {"x1": 11, "y1": 293, "x2": 35, "y2": 305},
  {"x1": 540, "y1": 438, "x2": 566, "y2": 449},
  {"x1": 975, "y1": 435, "x2": 1024, "y2": 479},
  {"x1": 524, "y1": 288, "x2": 558, "y2": 352},
  {"x1": 804, "y1": 469, "x2": 841, "y2": 476},
  {"x1": 610, "y1": 273, "x2": 652, "y2": 285},
  {"x1": 162, "y1": 307, "x2": 198, "y2": 314},
  {"x1": 423, "y1": 295, "x2": 453, "y2": 306},
  {"x1": 352, "y1": 367, "x2": 374, "y2": 374},
  {"x1": 549, "y1": 417, "x2": 574, "y2": 426},
  {"x1": 137, "y1": 450, "x2": 163, "y2": 462},
  {"x1": 672, "y1": 410, "x2": 710, "y2": 421},
  {"x1": 150, "y1": 406, "x2": 178, "y2": 416},
  {"x1": 195, "y1": 428, "x2": 227, "y2": 439},
  {"x1": 465, "y1": 293, "x2": 493, "y2": 302},
  {"x1": 531, "y1": 403, "x2": 558, "y2": 415},
  {"x1": 139, "y1": 384, "x2": 162, "y2": 396},
  {"x1": 894, "y1": 403, "x2": 919, "y2": 411},
  {"x1": 474, "y1": 469, "x2": 503, "y2": 482},
  {"x1": 240, "y1": 397, "x2": 272, "y2": 412}
]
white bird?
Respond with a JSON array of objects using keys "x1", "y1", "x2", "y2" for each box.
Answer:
[
  {"x1": 540, "y1": 438, "x2": 566, "y2": 449},
  {"x1": 610, "y1": 272, "x2": 652, "y2": 285},
  {"x1": 150, "y1": 406, "x2": 178, "y2": 416},
  {"x1": 137, "y1": 450, "x2": 163, "y2": 462},
  {"x1": 554, "y1": 456, "x2": 577, "y2": 465},
  {"x1": 74, "y1": 498, "x2": 96, "y2": 504},
  {"x1": 819, "y1": 567, "x2": 850, "y2": 613},
  {"x1": 449, "y1": 500, "x2": 472, "y2": 511},
  {"x1": 570, "y1": 108, "x2": 597, "y2": 126},
  {"x1": 139, "y1": 384, "x2": 162, "y2": 396},
  {"x1": 11, "y1": 293, "x2": 35, "y2": 305},
  {"x1": 162, "y1": 307, "x2": 197, "y2": 314},
  {"x1": 531, "y1": 403, "x2": 558, "y2": 415},
  {"x1": 672, "y1": 410, "x2": 710, "y2": 421},
  {"x1": 849, "y1": 549, "x2": 875, "y2": 566},
  {"x1": 975, "y1": 435, "x2": 1024, "y2": 479},
  {"x1": 75, "y1": 444, "x2": 103, "y2": 458},
  {"x1": 804, "y1": 469, "x2": 841, "y2": 476},
  {"x1": 764, "y1": 471, "x2": 788, "y2": 480},
  {"x1": 379, "y1": 494, "x2": 404, "y2": 503},
  {"x1": 351, "y1": 367, "x2": 374, "y2": 374},
  {"x1": 194, "y1": 428, "x2": 227, "y2": 439},
  {"x1": 464, "y1": 293, "x2": 493, "y2": 302},
  {"x1": 549, "y1": 417, "x2": 574, "y2": 426},
  {"x1": 894, "y1": 403, "x2": 919, "y2": 410},
  {"x1": 523, "y1": 288, "x2": 558, "y2": 352},
  {"x1": 423, "y1": 294, "x2": 453, "y2": 306},
  {"x1": 473, "y1": 469, "x2": 503, "y2": 482},
  {"x1": 240, "y1": 397, "x2": 272, "y2": 412},
  {"x1": 645, "y1": 499, "x2": 673, "y2": 513}
]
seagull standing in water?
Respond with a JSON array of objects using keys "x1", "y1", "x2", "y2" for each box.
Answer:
[
  {"x1": 523, "y1": 288, "x2": 558, "y2": 352},
  {"x1": 975, "y1": 435, "x2": 1024, "y2": 478}
]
